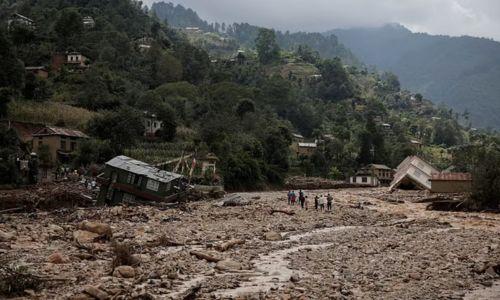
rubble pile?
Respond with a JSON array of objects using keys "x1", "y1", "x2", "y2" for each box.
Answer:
[
  {"x1": 285, "y1": 176, "x2": 353, "y2": 190},
  {"x1": 0, "y1": 189, "x2": 498, "y2": 299},
  {"x1": 0, "y1": 182, "x2": 95, "y2": 212}
]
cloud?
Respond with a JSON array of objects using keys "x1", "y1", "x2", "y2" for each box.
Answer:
[{"x1": 144, "y1": 0, "x2": 500, "y2": 40}]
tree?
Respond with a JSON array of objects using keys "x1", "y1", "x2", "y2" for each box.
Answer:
[
  {"x1": 235, "y1": 98, "x2": 255, "y2": 118},
  {"x1": 87, "y1": 107, "x2": 145, "y2": 151},
  {"x1": 255, "y1": 28, "x2": 281, "y2": 65},
  {"x1": 0, "y1": 28, "x2": 24, "y2": 92},
  {"x1": 55, "y1": 9, "x2": 83, "y2": 47},
  {"x1": 317, "y1": 58, "x2": 354, "y2": 101}
]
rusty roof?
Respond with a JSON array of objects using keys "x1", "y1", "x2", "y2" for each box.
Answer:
[
  {"x1": 33, "y1": 126, "x2": 88, "y2": 138},
  {"x1": 431, "y1": 173, "x2": 472, "y2": 181}
]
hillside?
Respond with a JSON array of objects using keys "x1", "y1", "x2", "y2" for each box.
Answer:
[
  {"x1": 151, "y1": 1, "x2": 359, "y2": 65},
  {"x1": 331, "y1": 24, "x2": 500, "y2": 129},
  {"x1": 0, "y1": 0, "x2": 477, "y2": 191}
]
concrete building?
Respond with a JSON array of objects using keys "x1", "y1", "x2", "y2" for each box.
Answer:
[
  {"x1": 83, "y1": 16, "x2": 95, "y2": 28},
  {"x1": 390, "y1": 156, "x2": 439, "y2": 191},
  {"x1": 430, "y1": 173, "x2": 472, "y2": 193},
  {"x1": 97, "y1": 156, "x2": 185, "y2": 204},
  {"x1": 66, "y1": 52, "x2": 89, "y2": 68},
  {"x1": 32, "y1": 126, "x2": 89, "y2": 163},
  {"x1": 359, "y1": 164, "x2": 394, "y2": 186},
  {"x1": 143, "y1": 113, "x2": 164, "y2": 138},
  {"x1": 350, "y1": 171, "x2": 380, "y2": 187}
]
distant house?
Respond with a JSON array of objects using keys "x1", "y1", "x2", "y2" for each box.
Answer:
[
  {"x1": 82, "y1": 16, "x2": 95, "y2": 28},
  {"x1": 143, "y1": 112, "x2": 163, "y2": 138},
  {"x1": 25, "y1": 66, "x2": 48, "y2": 79},
  {"x1": 185, "y1": 27, "x2": 202, "y2": 33},
  {"x1": 381, "y1": 123, "x2": 392, "y2": 132},
  {"x1": 66, "y1": 52, "x2": 89, "y2": 68},
  {"x1": 358, "y1": 164, "x2": 394, "y2": 186},
  {"x1": 200, "y1": 153, "x2": 218, "y2": 175},
  {"x1": 32, "y1": 126, "x2": 89, "y2": 163},
  {"x1": 8, "y1": 13, "x2": 35, "y2": 30},
  {"x1": 292, "y1": 133, "x2": 305, "y2": 142},
  {"x1": 350, "y1": 170, "x2": 380, "y2": 187},
  {"x1": 236, "y1": 50, "x2": 246, "y2": 65},
  {"x1": 97, "y1": 156, "x2": 185, "y2": 204},
  {"x1": 296, "y1": 142, "x2": 317, "y2": 158},
  {"x1": 410, "y1": 140, "x2": 423, "y2": 150},
  {"x1": 430, "y1": 173, "x2": 472, "y2": 193},
  {"x1": 389, "y1": 156, "x2": 439, "y2": 191},
  {"x1": 136, "y1": 37, "x2": 153, "y2": 52}
]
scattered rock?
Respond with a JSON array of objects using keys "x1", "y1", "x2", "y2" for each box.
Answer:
[
  {"x1": 264, "y1": 231, "x2": 283, "y2": 241},
  {"x1": 78, "y1": 221, "x2": 112, "y2": 238},
  {"x1": 48, "y1": 251, "x2": 68, "y2": 264},
  {"x1": 290, "y1": 274, "x2": 300, "y2": 283},
  {"x1": 113, "y1": 265, "x2": 136, "y2": 278},
  {"x1": 0, "y1": 230, "x2": 15, "y2": 242},
  {"x1": 73, "y1": 230, "x2": 99, "y2": 244},
  {"x1": 215, "y1": 259, "x2": 243, "y2": 271},
  {"x1": 83, "y1": 285, "x2": 110, "y2": 300}
]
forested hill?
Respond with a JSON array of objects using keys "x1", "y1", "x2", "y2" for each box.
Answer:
[
  {"x1": 0, "y1": 0, "x2": 476, "y2": 190},
  {"x1": 331, "y1": 24, "x2": 500, "y2": 129},
  {"x1": 150, "y1": 1, "x2": 358, "y2": 65}
]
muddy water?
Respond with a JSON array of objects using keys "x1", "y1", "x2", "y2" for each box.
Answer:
[{"x1": 214, "y1": 226, "x2": 359, "y2": 297}]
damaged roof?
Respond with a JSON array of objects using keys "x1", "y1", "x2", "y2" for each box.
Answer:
[
  {"x1": 390, "y1": 156, "x2": 439, "y2": 191},
  {"x1": 106, "y1": 156, "x2": 183, "y2": 183},
  {"x1": 431, "y1": 173, "x2": 472, "y2": 181},
  {"x1": 33, "y1": 126, "x2": 88, "y2": 138}
]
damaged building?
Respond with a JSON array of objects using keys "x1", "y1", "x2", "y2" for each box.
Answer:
[
  {"x1": 97, "y1": 156, "x2": 186, "y2": 205},
  {"x1": 389, "y1": 156, "x2": 439, "y2": 191}
]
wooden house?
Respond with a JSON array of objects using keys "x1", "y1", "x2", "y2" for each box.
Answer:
[
  {"x1": 430, "y1": 173, "x2": 472, "y2": 193},
  {"x1": 32, "y1": 126, "x2": 89, "y2": 163},
  {"x1": 357, "y1": 164, "x2": 394, "y2": 186},
  {"x1": 97, "y1": 156, "x2": 185, "y2": 204}
]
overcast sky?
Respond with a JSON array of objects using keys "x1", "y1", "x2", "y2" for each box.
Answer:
[{"x1": 144, "y1": 0, "x2": 500, "y2": 41}]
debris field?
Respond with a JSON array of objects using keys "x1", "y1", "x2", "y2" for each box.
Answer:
[{"x1": 0, "y1": 188, "x2": 499, "y2": 299}]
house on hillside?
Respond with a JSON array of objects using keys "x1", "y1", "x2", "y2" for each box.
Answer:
[
  {"x1": 430, "y1": 172, "x2": 472, "y2": 193},
  {"x1": 296, "y1": 142, "x2": 317, "y2": 158},
  {"x1": 410, "y1": 139, "x2": 423, "y2": 150},
  {"x1": 143, "y1": 112, "x2": 163, "y2": 138},
  {"x1": 66, "y1": 52, "x2": 89, "y2": 69},
  {"x1": 389, "y1": 156, "x2": 439, "y2": 191},
  {"x1": 32, "y1": 126, "x2": 89, "y2": 163},
  {"x1": 136, "y1": 37, "x2": 153, "y2": 52},
  {"x1": 25, "y1": 66, "x2": 48, "y2": 79},
  {"x1": 8, "y1": 13, "x2": 35, "y2": 30},
  {"x1": 97, "y1": 156, "x2": 186, "y2": 204},
  {"x1": 83, "y1": 16, "x2": 95, "y2": 29}
]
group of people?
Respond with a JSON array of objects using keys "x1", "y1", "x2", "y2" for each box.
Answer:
[{"x1": 287, "y1": 190, "x2": 334, "y2": 211}]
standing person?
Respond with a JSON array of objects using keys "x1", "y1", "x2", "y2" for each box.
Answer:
[
  {"x1": 299, "y1": 193, "x2": 306, "y2": 209},
  {"x1": 327, "y1": 193, "x2": 333, "y2": 211},
  {"x1": 314, "y1": 195, "x2": 319, "y2": 210},
  {"x1": 319, "y1": 195, "x2": 326, "y2": 211},
  {"x1": 287, "y1": 191, "x2": 292, "y2": 205},
  {"x1": 291, "y1": 191, "x2": 296, "y2": 206}
]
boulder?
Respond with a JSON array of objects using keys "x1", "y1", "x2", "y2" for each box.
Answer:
[
  {"x1": 48, "y1": 251, "x2": 68, "y2": 264},
  {"x1": 264, "y1": 231, "x2": 283, "y2": 241},
  {"x1": 83, "y1": 285, "x2": 110, "y2": 300},
  {"x1": 113, "y1": 265, "x2": 136, "y2": 278},
  {"x1": 73, "y1": 230, "x2": 99, "y2": 244},
  {"x1": 78, "y1": 221, "x2": 112, "y2": 238},
  {"x1": 0, "y1": 230, "x2": 15, "y2": 242},
  {"x1": 220, "y1": 194, "x2": 250, "y2": 207},
  {"x1": 215, "y1": 259, "x2": 243, "y2": 271}
]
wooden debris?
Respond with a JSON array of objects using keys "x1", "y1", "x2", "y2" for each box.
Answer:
[
  {"x1": 189, "y1": 250, "x2": 221, "y2": 262},
  {"x1": 214, "y1": 239, "x2": 245, "y2": 252},
  {"x1": 270, "y1": 209, "x2": 295, "y2": 216}
]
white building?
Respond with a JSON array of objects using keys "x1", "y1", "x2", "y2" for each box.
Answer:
[{"x1": 389, "y1": 156, "x2": 439, "y2": 191}]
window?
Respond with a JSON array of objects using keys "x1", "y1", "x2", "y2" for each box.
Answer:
[
  {"x1": 153, "y1": 122, "x2": 157, "y2": 128},
  {"x1": 134, "y1": 176, "x2": 142, "y2": 186},
  {"x1": 146, "y1": 179, "x2": 160, "y2": 191},
  {"x1": 127, "y1": 173, "x2": 136, "y2": 184},
  {"x1": 352, "y1": 177, "x2": 357, "y2": 183},
  {"x1": 70, "y1": 142, "x2": 76, "y2": 151},
  {"x1": 60, "y1": 140, "x2": 66, "y2": 150},
  {"x1": 147, "y1": 121, "x2": 151, "y2": 127},
  {"x1": 362, "y1": 177, "x2": 368, "y2": 183}
]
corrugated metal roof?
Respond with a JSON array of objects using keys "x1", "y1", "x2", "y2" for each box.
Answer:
[
  {"x1": 431, "y1": 173, "x2": 472, "y2": 181},
  {"x1": 106, "y1": 156, "x2": 183, "y2": 183},
  {"x1": 298, "y1": 143, "x2": 317, "y2": 148},
  {"x1": 33, "y1": 126, "x2": 88, "y2": 138},
  {"x1": 369, "y1": 164, "x2": 392, "y2": 170}
]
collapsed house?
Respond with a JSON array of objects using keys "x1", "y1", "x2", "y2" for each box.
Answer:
[
  {"x1": 97, "y1": 156, "x2": 186, "y2": 205},
  {"x1": 390, "y1": 156, "x2": 473, "y2": 193},
  {"x1": 389, "y1": 156, "x2": 439, "y2": 191}
]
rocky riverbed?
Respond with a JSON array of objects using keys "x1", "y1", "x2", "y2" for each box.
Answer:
[{"x1": 0, "y1": 188, "x2": 499, "y2": 299}]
